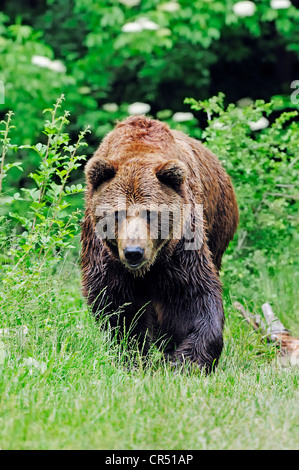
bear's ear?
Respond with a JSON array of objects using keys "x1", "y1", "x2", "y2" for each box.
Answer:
[
  {"x1": 85, "y1": 157, "x2": 116, "y2": 190},
  {"x1": 155, "y1": 160, "x2": 187, "y2": 191}
]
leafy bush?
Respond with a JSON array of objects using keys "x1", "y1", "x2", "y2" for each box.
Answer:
[
  {"x1": 185, "y1": 93, "x2": 298, "y2": 289},
  {"x1": 0, "y1": 96, "x2": 89, "y2": 277},
  {"x1": 0, "y1": 14, "x2": 74, "y2": 143}
]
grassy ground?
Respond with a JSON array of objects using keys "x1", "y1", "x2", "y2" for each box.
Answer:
[{"x1": 0, "y1": 257, "x2": 298, "y2": 450}]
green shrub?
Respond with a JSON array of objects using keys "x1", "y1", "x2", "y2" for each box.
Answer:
[
  {"x1": 0, "y1": 96, "x2": 89, "y2": 277},
  {"x1": 185, "y1": 93, "x2": 298, "y2": 289}
]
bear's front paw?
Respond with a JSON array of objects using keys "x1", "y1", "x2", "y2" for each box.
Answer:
[{"x1": 167, "y1": 353, "x2": 205, "y2": 375}]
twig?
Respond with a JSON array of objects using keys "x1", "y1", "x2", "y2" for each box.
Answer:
[
  {"x1": 276, "y1": 184, "x2": 298, "y2": 188},
  {"x1": 266, "y1": 192, "x2": 298, "y2": 200},
  {"x1": 261, "y1": 303, "x2": 289, "y2": 337},
  {"x1": 236, "y1": 230, "x2": 247, "y2": 251},
  {"x1": 233, "y1": 301, "x2": 261, "y2": 331}
]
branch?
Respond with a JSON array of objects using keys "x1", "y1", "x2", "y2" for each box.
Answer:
[{"x1": 234, "y1": 301, "x2": 299, "y2": 359}]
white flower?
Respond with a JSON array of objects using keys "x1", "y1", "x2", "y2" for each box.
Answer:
[
  {"x1": 47, "y1": 60, "x2": 66, "y2": 73},
  {"x1": 128, "y1": 102, "x2": 151, "y2": 115},
  {"x1": 31, "y1": 55, "x2": 66, "y2": 73},
  {"x1": 122, "y1": 17, "x2": 159, "y2": 33},
  {"x1": 31, "y1": 55, "x2": 52, "y2": 68},
  {"x1": 103, "y1": 103, "x2": 119, "y2": 112},
  {"x1": 233, "y1": 1, "x2": 256, "y2": 17},
  {"x1": 137, "y1": 18, "x2": 159, "y2": 30},
  {"x1": 119, "y1": 0, "x2": 140, "y2": 6},
  {"x1": 160, "y1": 1, "x2": 180, "y2": 12},
  {"x1": 122, "y1": 21, "x2": 143, "y2": 33},
  {"x1": 270, "y1": 0, "x2": 291, "y2": 9},
  {"x1": 249, "y1": 117, "x2": 269, "y2": 131},
  {"x1": 211, "y1": 121, "x2": 229, "y2": 130},
  {"x1": 172, "y1": 112, "x2": 194, "y2": 122}
]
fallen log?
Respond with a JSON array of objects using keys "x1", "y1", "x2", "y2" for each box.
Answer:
[{"x1": 233, "y1": 301, "x2": 299, "y2": 362}]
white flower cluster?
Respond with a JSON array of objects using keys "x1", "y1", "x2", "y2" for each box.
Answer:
[
  {"x1": 102, "y1": 103, "x2": 119, "y2": 113},
  {"x1": 122, "y1": 17, "x2": 159, "y2": 33},
  {"x1": 160, "y1": 1, "x2": 180, "y2": 12},
  {"x1": 249, "y1": 117, "x2": 269, "y2": 131},
  {"x1": 31, "y1": 55, "x2": 66, "y2": 73},
  {"x1": 270, "y1": 0, "x2": 291, "y2": 8},
  {"x1": 233, "y1": 0, "x2": 291, "y2": 17},
  {"x1": 211, "y1": 121, "x2": 229, "y2": 130},
  {"x1": 172, "y1": 112, "x2": 194, "y2": 122},
  {"x1": 128, "y1": 102, "x2": 151, "y2": 115},
  {"x1": 233, "y1": 1, "x2": 256, "y2": 17},
  {"x1": 119, "y1": 0, "x2": 140, "y2": 6}
]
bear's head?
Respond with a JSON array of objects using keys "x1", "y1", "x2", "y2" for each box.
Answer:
[{"x1": 85, "y1": 116, "x2": 191, "y2": 275}]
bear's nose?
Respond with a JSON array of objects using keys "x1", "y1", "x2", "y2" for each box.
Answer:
[{"x1": 123, "y1": 246, "x2": 144, "y2": 266}]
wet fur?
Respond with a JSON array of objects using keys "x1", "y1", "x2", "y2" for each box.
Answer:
[{"x1": 81, "y1": 116, "x2": 239, "y2": 372}]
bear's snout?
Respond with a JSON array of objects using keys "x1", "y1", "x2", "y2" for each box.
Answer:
[
  {"x1": 117, "y1": 213, "x2": 156, "y2": 273},
  {"x1": 123, "y1": 246, "x2": 145, "y2": 267}
]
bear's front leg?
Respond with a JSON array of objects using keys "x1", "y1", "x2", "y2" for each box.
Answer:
[
  {"x1": 153, "y1": 245, "x2": 225, "y2": 372},
  {"x1": 171, "y1": 292, "x2": 224, "y2": 372},
  {"x1": 158, "y1": 291, "x2": 224, "y2": 373}
]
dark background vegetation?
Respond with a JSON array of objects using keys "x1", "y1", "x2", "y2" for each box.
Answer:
[{"x1": 1, "y1": 0, "x2": 298, "y2": 146}]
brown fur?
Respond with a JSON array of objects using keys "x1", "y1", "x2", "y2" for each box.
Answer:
[{"x1": 81, "y1": 115, "x2": 239, "y2": 371}]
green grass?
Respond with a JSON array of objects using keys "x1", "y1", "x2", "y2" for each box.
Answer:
[{"x1": 0, "y1": 258, "x2": 298, "y2": 450}]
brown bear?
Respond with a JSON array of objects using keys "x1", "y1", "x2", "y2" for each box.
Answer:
[{"x1": 81, "y1": 115, "x2": 239, "y2": 372}]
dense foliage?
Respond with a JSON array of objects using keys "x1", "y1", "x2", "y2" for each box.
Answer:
[
  {"x1": 0, "y1": 0, "x2": 298, "y2": 156},
  {"x1": 185, "y1": 94, "x2": 298, "y2": 287}
]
